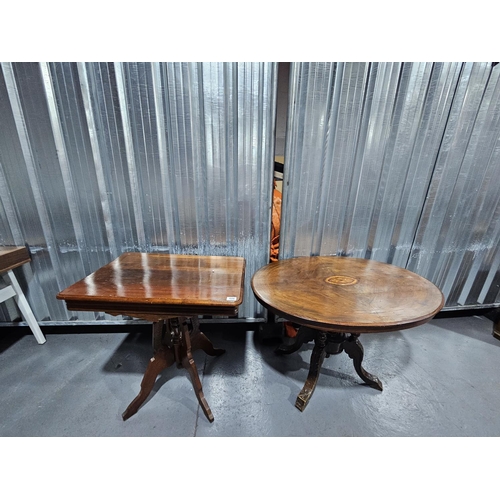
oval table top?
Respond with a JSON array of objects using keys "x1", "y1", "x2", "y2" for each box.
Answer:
[{"x1": 251, "y1": 256, "x2": 444, "y2": 333}]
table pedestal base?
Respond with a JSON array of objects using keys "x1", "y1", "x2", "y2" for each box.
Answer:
[
  {"x1": 122, "y1": 316, "x2": 224, "y2": 423},
  {"x1": 276, "y1": 327, "x2": 383, "y2": 411}
]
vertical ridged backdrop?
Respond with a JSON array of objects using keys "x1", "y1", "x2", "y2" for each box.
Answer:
[
  {"x1": 3, "y1": 61, "x2": 500, "y2": 320},
  {"x1": 0, "y1": 62, "x2": 277, "y2": 321},
  {"x1": 281, "y1": 62, "x2": 500, "y2": 309}
]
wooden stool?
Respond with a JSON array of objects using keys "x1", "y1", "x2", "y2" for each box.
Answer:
[
  {"x1": 252, "y1": 256, "x2": 444, "y2": 411},
  {"x1": 57, "y1": 253, "x2": 245, "y2": 422},
  {"x1": 0, "y1": 246, "x2": 46, "y2": 345}
]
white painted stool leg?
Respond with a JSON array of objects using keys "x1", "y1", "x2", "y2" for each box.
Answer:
[{"x1": 4, "y1": 270, "x2": 46, "y2": 345}]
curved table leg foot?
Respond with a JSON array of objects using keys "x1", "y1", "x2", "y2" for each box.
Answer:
[
  {"x1": 181, "y1": 353, "x2": 214, "y2": 423},
  {"x1": 295, "y1": 331, "x2": 327, "y2": 411},
  {"x1": 343, "y1": 335, "x2": 383, "y2": 391},
  {"x1": 276, "y1": 326, "x2": 316, "y2": 355},
  {"x1": 190, "y1": 330, "x2": 225, "y2": 357},
  {"x1": 122, "y1": 347, "x2": 175, "y2": 421},
  {"x1": 180, "y1": 320, "x2": 214, "y2": 422}
]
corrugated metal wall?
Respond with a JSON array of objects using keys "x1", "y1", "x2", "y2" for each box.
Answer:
[
  {"x1": 408, "y1": 63, "x2": 500, "y2": 307},
  {"x1": 0, "y1": 62, "x2": 277, "y2": 322},
  {"x1": 280, "y1": 62, "x2": 500, "y2": 309},
  {"x1": 3, "y1": 61, "x2": 499, "y2": 322}
]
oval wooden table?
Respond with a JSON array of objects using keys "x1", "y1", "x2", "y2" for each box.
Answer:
[{"x1": 251, "y1": 256, "x2": 444, "y2": 411}]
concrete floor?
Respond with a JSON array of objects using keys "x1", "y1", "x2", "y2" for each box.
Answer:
[{"x1": 0, "y1": 314, "x2": 499, "y2": 437}]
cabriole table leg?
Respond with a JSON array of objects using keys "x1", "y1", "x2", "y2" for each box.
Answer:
[
  {"x1": 343, "y1": 334, "x2": 383, "y2": 391},
  {"x1": 122, "y1": 345, "x2": 175, "y2": 421},
  {"x1": 123, "y1": 321, "x2": 174, "y2": 420},
  {"x1": 278, "y1": 329, "x2": 383, "y2": 411},
  {"x1": 178, "y1": 317, "x2": 217, "y2": 422},
  {"x1": 190, "y1": 316, "x2": 226, "y2": 356},
  {"x1": 295, "y1": 331, "x2": 327, "y2": 411}
]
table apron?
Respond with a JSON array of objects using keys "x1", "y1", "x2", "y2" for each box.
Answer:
[{"x1": 61, "y1": 300, "x2": 239, "y2": 319}]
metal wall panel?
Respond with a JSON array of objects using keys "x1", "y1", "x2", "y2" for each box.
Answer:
[
  {"x1": 281, "y1": 62, "x2": 463, "y2": 266},
  {"x1": 281, "y1": 62, "x2": 500, "y2": 309},
  {"x1": 408, "y1": 63, "x2": 500, "y2": 308},
  {"x1": 0, "y1": 62, "x2": 277, "y2": 322}
]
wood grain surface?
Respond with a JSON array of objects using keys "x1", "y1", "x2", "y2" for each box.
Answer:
[
  {"x1": 251, "y1": 256, "x2": 444, "y2": 333},
  {"x1": 0, "y1": 246, "x2": 31, "y2": 274},
  {"x1": 57, "y1": 253, "x2": 246, "y2": 317}
]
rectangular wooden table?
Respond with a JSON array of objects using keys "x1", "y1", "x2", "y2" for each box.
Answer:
[{"x1": 57, "y1": 252, "x2": 245, "y2": 422}]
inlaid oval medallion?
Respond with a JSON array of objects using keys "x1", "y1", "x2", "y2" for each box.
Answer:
[{"x1": 325, "y1": 275, "x2": 358, "y2": 286}]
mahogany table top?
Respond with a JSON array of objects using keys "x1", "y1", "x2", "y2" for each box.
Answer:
[
  {"x1": 251, "y1": 256, "x2": 444, "y2": 333},
  {"x1": 57, "y1": 253, "x2": 246, "y2": 318}
]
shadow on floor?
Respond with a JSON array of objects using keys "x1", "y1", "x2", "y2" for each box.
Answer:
[
  {"x1": 431, "y1": 315, "x2": 499, "y2": 346},
  {"x1": 251, "y1": 324, "x2": 396, "y2": 390},
  {"x1": 99, "y1": 323, "x2": 254, "y2": 376},
  {"x1": 0, "y1": 327, "x2": 27, "y2": 354}
]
